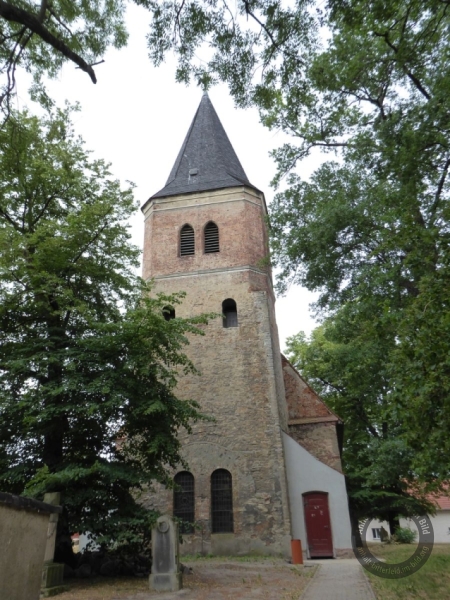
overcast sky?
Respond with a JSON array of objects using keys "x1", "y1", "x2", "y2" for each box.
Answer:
[{"x1": 14, "y1": 3, "x2": 320, "y2": 351}]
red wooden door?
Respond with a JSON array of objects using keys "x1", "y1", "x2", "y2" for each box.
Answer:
[{"x1": 303, "y1": 492, "x2": 333, "y2": 558}]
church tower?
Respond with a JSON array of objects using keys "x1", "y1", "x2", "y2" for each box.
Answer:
[
  {"x1": 141, "y1": 94, "x2": 352, "y2": 558},
  {"x1": 141, "y1": 93, "x2": 292, "y2": 555}
]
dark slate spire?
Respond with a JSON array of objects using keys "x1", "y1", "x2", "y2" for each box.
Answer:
[{"x1": 150, "y1": 93, "x2": 258, "y2": 199}]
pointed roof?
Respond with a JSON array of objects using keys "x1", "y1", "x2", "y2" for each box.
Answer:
[{"x1": 150, "y1": 93, "x2": 258, "y2": 200}]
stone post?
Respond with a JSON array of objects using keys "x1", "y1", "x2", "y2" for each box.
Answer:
[
  {"x1": 149, "y1": 515, "x2": 182, "y2": 592},
  {"x1": 41, "y1": 492, "x2": 68, "y2": 597}
]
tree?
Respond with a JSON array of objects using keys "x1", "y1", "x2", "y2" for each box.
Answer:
[
  {"x1": 285, "y1": 312, "x2": 435, "y2": 537},
  {"x1": 0, "y1": 107, "x2": 207, "y2": 549},
  {"x1": 265, "y1": 0, "x2": 450, "y2": 482},
  {"x1": 0, "y1": 0, "x2": 314, "y2": 114},
  {"x1": 0, "y1": 0, "x2": 131, "y2": 116}
]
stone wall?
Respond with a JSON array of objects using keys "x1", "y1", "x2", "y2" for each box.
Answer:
[
  {"x1": 141, "y1": 186, "x2": 292, "y2": 556},
  {"x1": 0, "y1": 492, "x2": 62, "y2": 600}
]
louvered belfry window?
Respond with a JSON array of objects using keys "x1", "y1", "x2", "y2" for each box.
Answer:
[
  {"x1": 204, "y1": 221, "x2": 219, "y2": 253},
  {"x1": 180, "y1": 224, "x2": 195, "y2": 256},
  {"x1": 211, "y1": 469, "x2": 234, "y2": 533},
  {"x1": 173, "y1": 472, "x2": 195, "y2": 533}
]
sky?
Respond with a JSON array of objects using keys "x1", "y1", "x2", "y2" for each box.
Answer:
[{"x1": 14, "y1": 3, "x2": 319, "y2": 351}]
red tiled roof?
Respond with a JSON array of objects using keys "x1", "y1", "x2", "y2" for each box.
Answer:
[{"x1": 432, "y1": 494, "x2": 450, "y2": 510}]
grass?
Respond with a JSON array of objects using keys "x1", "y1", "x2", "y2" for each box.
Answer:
[
  {"x1": 366, "y1": 543, "x2": 450, "y2": 599},
  {"x1": 57, "y1": 576, "x2": 148, "y2": 599},
  {"x1": 181, "y1": 552, "x2": 278, "y2": 562}
]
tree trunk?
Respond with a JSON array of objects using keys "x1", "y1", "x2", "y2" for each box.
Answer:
[
  {"x1": 388, "y1": 513, "x2": 400, "y2": 536},
  {"x1": 349, "y1": 510, "x2": 363, "y2": 548},
  {"x1": 42, "y1": 310, "x2": 66, "y2": 471}
]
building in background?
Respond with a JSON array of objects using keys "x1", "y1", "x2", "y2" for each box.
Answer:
[
  {"x1": 141, "y1": 94, "x2": 352, "y2": 558},
  {"x1": 368, "y1": 492, "x2": 450, "y2": 544}
]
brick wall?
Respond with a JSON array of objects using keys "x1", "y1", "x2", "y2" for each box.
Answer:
[
  {"x1": 282, "y1": 356, "x2": 343, "y2": 473},
  {"x1": 288, "y1": 423, "x2": 343, "y2": 473},
  {"x1": 141, "y1": 186, "x2": 292, "y2": 556},
  {"x1": 142, "y1": 187, "x2": 271, "y2": 282}
]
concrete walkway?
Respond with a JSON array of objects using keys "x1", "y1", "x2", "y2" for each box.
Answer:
[{"x1": 300, "y1": 559, "x2": 377, "y2": 600}]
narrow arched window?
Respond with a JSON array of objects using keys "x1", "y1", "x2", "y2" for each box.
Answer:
[
  {"x1": 211, "y1": 469, "x2": 233, "y2": 533},
  {"x1": 180, "y1": 224, "x2": 195, "y2": 256},
  {"x1": 174, "y1": 471, "x2": 195, "y2": 533},
  {"x1": 204, "y1": 221, "x2": 219, "y2": 253},
  {"x1": 163, "y1": 306, "x2": 175, "y2": 321},
  {"x1": 222, "y1": 299, "x2": 238, "y2": 328}
]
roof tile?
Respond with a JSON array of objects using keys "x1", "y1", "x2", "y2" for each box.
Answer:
[{"x1": 150, "y1": 93, "x2": 258, "y2": 199}]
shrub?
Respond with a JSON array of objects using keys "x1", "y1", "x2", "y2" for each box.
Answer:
[{"x1": 394, "y1": 527, "x2": 417, "y2": 544}]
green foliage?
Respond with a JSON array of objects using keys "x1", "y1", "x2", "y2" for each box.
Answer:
[
  {"x1": 394, "y1": 527, "x2": 417, "y2": 544},
  {"x1": 0, "y1": 107, "x2": 207, "y2": 546},
  {"x1": 144, "y1": 0, "x2": 316, "y2": 105},
  {"x1": 0, "y1": 1, "x2": 129, "y2": 115},
  {"x1": 286, "y1": 317, "x2": 436, "y2": 525},
  {"x1": 0, "y1": 0, "x2": 316, "y2": 114},
  {"x1": 271, "y1": 1, "x2": 450, "y2": 482}
]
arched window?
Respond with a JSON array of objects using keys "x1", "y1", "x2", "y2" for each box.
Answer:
[
  {"x1": 173, "y1": 472, "x2": 195, "y2": 533},
  {"x1": 211, "y1": 469, "x2": 233, "y2": 533},
  {"x1": 180, "y1": 224, "x2": 195, "y2": 256},
  {"x1": 204, "y1": 221, "x2": 219, "y2": 253},
  {"x1": 163, "y1": 306, "x2": 175, "y2": 321},
  {"x1": 222, "y1": 299, "x2": 238, "y2": 328}
]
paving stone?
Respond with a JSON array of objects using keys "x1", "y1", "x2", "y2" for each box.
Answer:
[{"x1": 300, "y1": 560, "x2": 376, "y2": 600}]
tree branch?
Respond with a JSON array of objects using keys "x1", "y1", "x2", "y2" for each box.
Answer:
[
  {"x1": 242, "y1": 0, "x2": 305, "y2": 67},
  {"x1": 0, "y1": 1, "x2": 97, "y2": 83},
  {"x1": 38, "y1": 0, "x2": 48, "y2": 23},
  {"x1": 430, "y1": 157, "x2": 450, "y2": 222},
  {"x1": 0, "y1": 206, "x2": 22, "y2": 231},
  {"x1": 373, "y1": 30, "x2": 430, "y2": 100},
  {"x1": 71, "y1": 221, "x2": 110, "y2": 264}
]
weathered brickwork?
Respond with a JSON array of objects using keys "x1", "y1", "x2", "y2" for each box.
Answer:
[
  {"x1": 142, "y1": 188, "x2": 271, "y2": 282},
  {"x1": 282, "y1": 356, "x2": 333, "y2": 421},
  {"x1": 281, "y1": 356, "x2": 343, "y2": 473},
  {"x1": 141, "y1": 186, "x2": 291, "y2": 556},
  {"x1": 288, "y1": 423, "x2": 343, "y2": 473}
]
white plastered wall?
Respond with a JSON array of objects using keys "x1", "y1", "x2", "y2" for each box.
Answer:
[
  {"x1": 361, "y1": 513, "x2": 450, "y2": 545},
  {"x1": 282, "y1": 431, "x2": 352, "y2": 555},
  {"x1": 401, "y1": 513, "x2": 450, "y2": 544}
]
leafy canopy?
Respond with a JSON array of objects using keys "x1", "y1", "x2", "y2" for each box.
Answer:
[
  {"x1": 0, "y1": 0, "x2": 130, "y2": 115},
  {"x1": 0, "y1": 0, "x2": 317, "y2": 117},
  {"x1": 285, "y1": 312, "x2": 436, "y2": 528},
  {"x1": 2, "y1": 0, "x2": 449, "y2": 510},
  {"x1": 0, "y1": 107, "x2": 207, "y2": 546},
  {"x1": 266, "y1": 0, "x2": 450, "y2": 482}
]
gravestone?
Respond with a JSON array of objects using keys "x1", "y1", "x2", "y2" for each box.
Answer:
[
  {"x1": 149, "y1": 515, "x2": 182, "y2": 592},
  {"x1": 41, "y1": 492, "x2": 68, "y2": 597}
]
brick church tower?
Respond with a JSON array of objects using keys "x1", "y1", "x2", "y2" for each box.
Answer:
[{"x1": 141, "y1": 94, "x2": 352, "y2": 557}]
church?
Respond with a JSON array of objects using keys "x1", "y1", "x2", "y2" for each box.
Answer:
[{"x1": 141, "y1": 93, "x2": 352, "y2": 559}]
